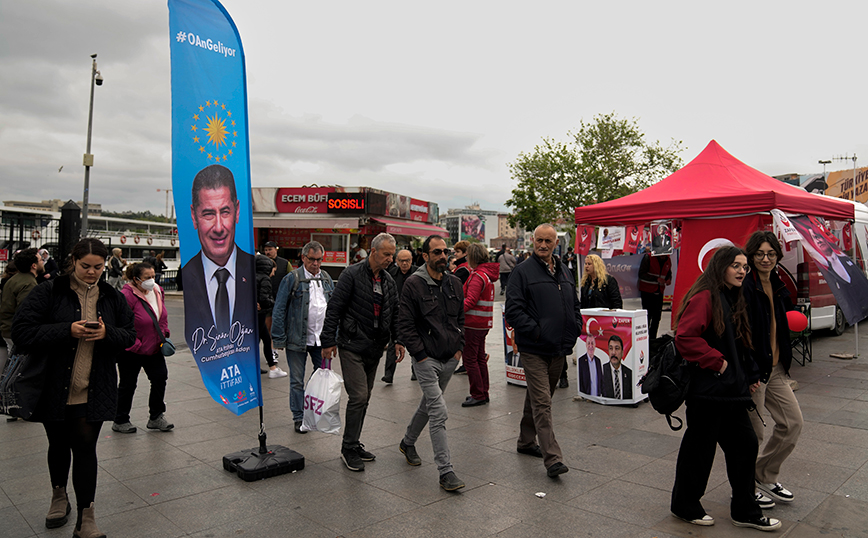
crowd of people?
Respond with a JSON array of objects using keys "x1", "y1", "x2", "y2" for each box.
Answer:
[{"x1": 0, "y1": 224, "x2": 808, "y2": 535}]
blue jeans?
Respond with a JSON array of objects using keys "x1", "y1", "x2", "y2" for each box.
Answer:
[
  {"x1": 287, "y1": 346, "x2": 322, "y2": 423},
  {"x1": 404, "y1": 356, "x2": 459, "y2": 475}
]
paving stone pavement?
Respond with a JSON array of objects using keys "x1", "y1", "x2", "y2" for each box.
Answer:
[{"x1": 3, "y1": 295, "x2": 868, "y2": 537}]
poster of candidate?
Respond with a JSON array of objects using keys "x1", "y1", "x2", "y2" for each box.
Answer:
[
  {"x1": 501, "y1": 305, "x2": 526, "y2": 387},
  {"x1": 576, "y1": 309, "x2": 648, "y2": 406},
  {"x1": 169, "y1": 0, "x2": 261, "y2": 415},
  {"x1": 790, "y1": 215, "x2": 868, "y2": 325}
]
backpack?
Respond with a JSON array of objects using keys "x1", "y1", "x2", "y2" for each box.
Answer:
[{"x1": 638, "y1": 335, "x2": 692, "y2": 431}]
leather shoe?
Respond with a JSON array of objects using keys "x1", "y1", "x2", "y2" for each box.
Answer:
[
  {"x1": 294, "y1": 421, "x2": 306, "y2": 434},
  {"x1": 558, "y1": 376, "x2": 569, "y2": 389},
  {"x1": 547, "y1": 462, "x2": 569, "y2": 477},
  {"x1": 461, "y1": 396, "x2": 486, "y2": 407},
  {"x1": 381, "y1": 376, "x2": 393, "y2": 384},
  {"x1": 517, "y1": 445, "x2": 543, "y2": 458}
]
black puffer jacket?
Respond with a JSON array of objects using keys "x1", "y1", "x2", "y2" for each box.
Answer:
[
  {"x1": 397, "y1": 266, "x2": 465, "y2": 362},
  {"x1": 255, "y1": 254, "x2": 275, "y2": 314},
  {"x1": 505, "y1": 253, "x2": 582, "y2": 357},
  {"x1": 742, "y1": 270, "x2": 794, "y2": 380},
  {"x1": 12, "y1": 275, "x2": 136, "y2": 422},
  {"x1": 321, "y1": 260, "x2": 398, "y2": 357},
  {"x1": 580, "y1": 275, "x2": 622, "y2": 309}
]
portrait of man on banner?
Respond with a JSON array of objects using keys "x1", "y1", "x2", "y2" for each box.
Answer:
[
  {"x1": 651, "y1": 221, "x2": 673, "y2": 255},
  {"x1": 183, "y1": 164, "x2": 257, "y2": 359},
  {"x1": 791, "y1": 215, "x2": 868, "y2": 325}
]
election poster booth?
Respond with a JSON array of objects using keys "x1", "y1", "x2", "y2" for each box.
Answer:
[
  {"x1": 574, "y1": 140, "x2": 859, "y2": 331},
  {"x1": 576, "y1": 309, "x2": 649, "y2": 406}
]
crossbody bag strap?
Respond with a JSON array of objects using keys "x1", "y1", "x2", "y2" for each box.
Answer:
[{"x1": 136, "y1": 295, "x2": 166, "y2": 344}]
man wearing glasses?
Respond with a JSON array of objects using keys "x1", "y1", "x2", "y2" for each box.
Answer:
[
  {"x1": 272, "y1": 241, "x2": 335, "y2": 434},
  {"x1": 396, "y1": 235, "x2": 466, "y2": 491}
]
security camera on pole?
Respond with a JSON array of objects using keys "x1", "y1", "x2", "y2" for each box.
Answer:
[{"x1": 80, "y1": 54, "x2": 103, "y2": 238}]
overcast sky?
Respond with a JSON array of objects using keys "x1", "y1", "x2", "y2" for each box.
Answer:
[{"x1": 1, "y1": 0, "x2": 866, "y2": 218}]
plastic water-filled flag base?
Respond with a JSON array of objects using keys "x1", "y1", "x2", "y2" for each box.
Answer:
[{"x1": 223, "y1": 431, "x2": 304, "y2": 481}]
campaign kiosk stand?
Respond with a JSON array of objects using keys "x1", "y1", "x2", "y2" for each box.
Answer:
[
  {"x1": 501, "y1": 304, "x2": 526, "y2": 387},
  {"x1": 576, "y1": 308, "x2": 649, "y2": 406}
]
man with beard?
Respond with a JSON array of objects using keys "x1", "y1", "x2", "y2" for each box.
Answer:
[
  {"x1": 1, "y1": 248, "x2": 45, "y2": 351},
  {"x1": 601, "y1": 335, "x2": 632, "y2": 399},
  {"x1": 396, "y1": 235, "x2": 466, "y2": 491}
]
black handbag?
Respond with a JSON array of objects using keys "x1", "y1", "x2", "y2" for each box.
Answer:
[
  {"x1": 0, "y1": 350, "x2": 48, "y2": 419},
  {"x1": 136, "y1": 295, "x2": 175, "y2": 357}
]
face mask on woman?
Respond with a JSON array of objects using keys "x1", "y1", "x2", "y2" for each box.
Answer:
[{"x1": 140, "y1": 278, "x2": 156, "y2": 291}]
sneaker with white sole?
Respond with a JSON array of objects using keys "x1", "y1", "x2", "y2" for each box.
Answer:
[
  {"x1": 111, "y1": 422, "x2": 137, "y2": 434},
  {"x1": 672, "y1": 513, "x2": 714, "y2": 526},
  {"x1": 732, "y1": 516, "x2": 781, "y2": 531},
  {"x1": 756, "y1": 480, "x2": 794, "y2": 503},
  {"x1": 146, "y1": 414, "x2": 174, "y2": 431},
  {"x1": 268, "y1": 367, "x2": 288, "y2": 379},
  {"x1": 755, "y1": 491, "x2": 775, "y2": 509}
]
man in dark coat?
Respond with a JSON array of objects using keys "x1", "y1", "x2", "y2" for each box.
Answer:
[{"x1": 321, "y1": 233, "x2": 405, "y2": 472}]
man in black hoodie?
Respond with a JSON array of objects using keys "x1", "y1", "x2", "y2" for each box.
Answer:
[
  {"x1": 506, "y1": 223, "x2": 582, "y2": 478},
  {"x1": 396, "y1": 235, "x2": 466, "y2": 491}
]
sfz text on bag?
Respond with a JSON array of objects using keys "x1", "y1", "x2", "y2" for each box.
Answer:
[{"x1": 638, "y1": 335, "x2": 691, "y2": 431}]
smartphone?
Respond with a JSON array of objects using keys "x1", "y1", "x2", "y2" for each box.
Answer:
[{"x1": 84, "y1": 322, "x2": 101, "y2": 329}]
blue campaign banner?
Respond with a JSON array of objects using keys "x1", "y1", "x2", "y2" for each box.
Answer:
[{"x1": 168, "y1": 0, "x2": 261, "y2": 415}]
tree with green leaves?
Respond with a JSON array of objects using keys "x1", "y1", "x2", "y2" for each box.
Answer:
[{"x1": 506, "y1": 112, "x2": 684, "y2": 230}]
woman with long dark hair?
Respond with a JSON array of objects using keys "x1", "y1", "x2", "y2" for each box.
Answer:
[
  {"x1": 670, "y1": 246, "x2": 780, "y2": 531},
  {"x1": 112, "y1": 261, "x2": 174, "y2": 434},
  {"x1": 13, "y1": 238, "x2": 135, "y2": 537},
  {"x1": 743, "y1": 231, "x2": 803, "y2": 506}
]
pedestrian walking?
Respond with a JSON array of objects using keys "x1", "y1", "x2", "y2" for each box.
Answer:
[
  {"x1": 460, "y1": 242, "x2": 499, "y2": 407},
  {"x1": 112, "y1": 262, "x2": 175, "y2": 434}
]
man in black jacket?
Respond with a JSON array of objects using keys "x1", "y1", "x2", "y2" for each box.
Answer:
[
  {"x1": 506, "y1": 223, "x2": 582, "y2": 478},
  {"x1": 321, "y1": 233, "x2": 404, "y2": 472},
  {"x1": 382, "y1": 248, "x2": 417, "y2": 383},
  {"x1": 263, "y1": 240, "x2": 292, "y2": 368},
  {"x1": 396, "y1": 235, "x2": 466, "y2": 491}
]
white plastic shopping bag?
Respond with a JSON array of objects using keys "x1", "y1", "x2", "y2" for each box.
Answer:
[{"x1": 301, "y1": 362, "x2": 343, "y2": 434}]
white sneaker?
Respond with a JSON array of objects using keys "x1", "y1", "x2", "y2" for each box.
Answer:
[
  {"x1": 268, "y1": 367, "x2": 288, "y2": 379},
  {"x1": 756, "y1": 480, "x2": 794, "y2": 503}
]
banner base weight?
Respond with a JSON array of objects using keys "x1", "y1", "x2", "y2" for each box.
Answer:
[{"x1": 223, "y1": 445, "x2": 304, "y2": 481}]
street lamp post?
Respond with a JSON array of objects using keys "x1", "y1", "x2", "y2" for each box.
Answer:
[{"x1": 81, "y1": 54, "x2": 103, "y2": 238}]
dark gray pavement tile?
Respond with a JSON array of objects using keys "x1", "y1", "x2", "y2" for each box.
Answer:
[
  {"x1": 185, "y1": 509, "x2": 334, "y2": 538},
  {"x1": 98, "y1": 444, "x2": 202, "y2": 481},
  {"x1": 151, "y1": 486, "x2": 270, "y2": 534},
  {"x1": 777, "y1": 457, "x2": 856, "y2": 494},
  {"x1": 0, "y1": 505, "x2": 36, "y2": 538},
  {"x1": 594, "y1": 429, "x2": 683, "y2": 459},
  {"x1": 562, "y1": 443, "x2": 657, "y2": 478},
  {"x1": 838, "y1": 467, "x2": 868, "y2": 503},
  {"x1": 801, "y1": 494, "x2": 868, "y2": 538},
  {"x1": 567, "y1": 480, "x2": 673, "y2": 527},
  {"x1": 789, "y1": 438, "x2": 868, "y2": 470},
  {"x1": 123, "y1": 462, "x2": 238, "y2": 505},
  {"x1": 800, "y1": 421, "x2": 868, "y2": 448}
]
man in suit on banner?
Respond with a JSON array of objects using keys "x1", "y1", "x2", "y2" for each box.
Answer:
[
  {"x1": 577, "y1": 336, "x2": 603, "y2": 396},
  {"x1": 601, "y1": 335, "x2": 632, "y2": 399},
  {"x1": 183, "y1": 164, "x2": 256, "y2": 357}
]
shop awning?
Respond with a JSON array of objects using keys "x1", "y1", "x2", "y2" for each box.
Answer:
[
  {"x1": 252, "y1": 216, "x2": 360, "y2": 230},
  {"x1": 370, "y1": 217, "x2": 449, "y2": 237}
]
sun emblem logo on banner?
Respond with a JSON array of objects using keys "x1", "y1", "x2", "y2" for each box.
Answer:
[{"x1": 190, "y1": 100, "x2": 238, "y2": 163}]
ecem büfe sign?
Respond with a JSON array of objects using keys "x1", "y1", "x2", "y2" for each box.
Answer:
[
  {"x1": 327, "y1": 192, "x2": 366, "y2": 213},
  {"x1": 275, "y1": 188, "x2": 332, "y2": 214}
]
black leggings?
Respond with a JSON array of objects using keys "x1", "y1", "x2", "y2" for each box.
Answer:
[{"x1": 43, "y1": 412, "x2": 103, "y2": 507}]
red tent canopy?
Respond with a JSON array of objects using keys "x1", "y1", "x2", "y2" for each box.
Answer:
[{"x1": 575, "y1": 140, "x2": 854, "y2": 224}]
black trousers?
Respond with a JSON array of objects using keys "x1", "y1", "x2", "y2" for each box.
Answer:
[
  {"x1": 671, "y1": 400, "x2": 761, "y2": 521},
  {"x1": 258, "y1": 312, "x2": 275, "y2": 367},
  {"x1": 641, "y1": 291, "x2": 664, "y2": 339},
  {"x1": 115, "y1": 350, "x2": 168, "y2": 423}
]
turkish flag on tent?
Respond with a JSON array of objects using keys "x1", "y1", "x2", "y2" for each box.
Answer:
[
  {"x1": 843, "y1": 223, "x2": 853, "y2": 251},
  {"x1": 623, "y1": 224, "x2": 644, "y2": 254},
  {"x1": 671, "y1": 215, "x2": 764, "y2": 323},
  {"x1": 577, "y1": 225, "x2": 595, "y2": 255}
]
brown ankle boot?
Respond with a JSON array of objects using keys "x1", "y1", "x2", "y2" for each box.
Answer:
[
  {"x1": 45, "y1": 486, "x2": 70, "y2": 528},
  {"x1": 73, "y1": 503, "x2": 106, "y2": 538}
]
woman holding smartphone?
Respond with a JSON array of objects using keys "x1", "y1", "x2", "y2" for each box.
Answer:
[{"x1": 13, "y1": 237, "x2": 135, "y2": 538}]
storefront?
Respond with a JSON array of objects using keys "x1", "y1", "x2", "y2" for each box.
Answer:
[{"x1": 252, "y1": 187, "x2": 445, "y2": 279}]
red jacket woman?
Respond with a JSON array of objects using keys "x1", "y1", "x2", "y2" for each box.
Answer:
[{"x1": 461, "y1": 244, "x2": 500, "y2": 407}]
